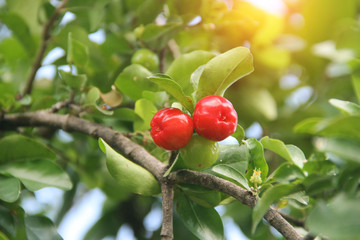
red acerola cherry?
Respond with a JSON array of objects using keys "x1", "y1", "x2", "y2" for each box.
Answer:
[
  {"x1": 150, "y1": 108, "x2": 193, "y2": 150},
  {"x1": 193, "y1": 95, "x2": 238, "y2": 141}
]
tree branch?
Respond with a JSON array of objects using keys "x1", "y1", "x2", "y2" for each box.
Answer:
[
  {"x1": 22, "y1": 0, "x2": 69, "y2": 96},
  {"x1": 160, "y1": 179, "x2": 174, "y2": 240},
  {"x1": 0, "y1": 111, "x2": 302, "y2": 240}
]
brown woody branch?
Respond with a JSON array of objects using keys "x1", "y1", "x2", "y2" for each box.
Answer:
[
  {"x1": 0, "y1": 111, "x2": 302, "y2": 240},
  {"x1": 160, "y1": 177, "x2": 174, "y2": 240},
  {"x1": 23, "y1": 0, "x2": 69, "y2": 96}
]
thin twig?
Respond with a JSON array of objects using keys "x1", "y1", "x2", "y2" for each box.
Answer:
[
  {"x1": 279, "y1": 212, "x2": 305, "y2": 227},
  {"x1": 159, "y1": 47, "x2": 167, "y2": 73},
  {"x1": 23, "y1": 0, "x2": 69, "y2": 96},
  {"x1": 48, "y1": 90, "x2": 75, "y2": 113}
]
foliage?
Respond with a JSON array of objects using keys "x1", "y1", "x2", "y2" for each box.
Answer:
[{"x1": 1, "y1": 0, "x2": 360, "y2": 239}]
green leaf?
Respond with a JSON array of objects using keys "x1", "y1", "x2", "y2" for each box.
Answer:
[
  {"x1": 59, "y1": 70, "x2": 87, "y2": 90},
  {"x1": 0, "y1": 134, "x2": 56, "y2": 164},
  {"x1": 0, "y1": 231, "x2": 9, "y2": 240},
  {"x1": 245, "y1": 138, "x2": 268, "y2": 184},
  {"x1": 111, "y1": 108, "x2": 142, "y2": 122},
  {"x1": 212, "y1": 164, "x2": 250, "y2": 190},
  {"x1": 0, "y1": 205, "x2": 17, "y2": 237},
  {"x1": 295, "y1": 116, "x2": 360, "y2": 139},
  {"x1": 140, "y1": 21, "x2": 182, "y2": 50},
  {"x1": 85, "y1": 87, "x2": 101, "y2": 105},
  {"x1": 267, "y1": 163, "x2": 305, "y2": 184},
  {"x1": 0, "y1": 175, "x2": 20, "y2": 202},
  {"x1": 178, "y1": 184, "x2": 223, "y2": 208},
  {"x1": 231, "y1": 124, "x2": 245, "y2": 144},
  {"x1": 352, "y1": 72, "x2": 360, "y2": 104},
  {"x1": 25, "y1": 216, "x2": 62, "y2": 240},
  {"x1": 252, "y1": 184, "x2": 303, "y2": 233},
  {"x1": 329, "y1": 98, "x2": 360, "y2": 116},
  {"x1": 165, "y1": 50, "x2": 216, "y2": 95},
  {"x1": 315, "y1": 137, "x2": 360, "y2": 163},
  {"x1": 0, "y1": 159, "x2": 73, "y2": 191},
  {"x1": 294, "y1": 117, "x2": 323, "y2": 134},
  {"x1": 133, "y1": 98, "x2": 158, "y2": 131},
  {"x1": 142, "y1": 90, "x2": 167, "y2": 107},
  {"x1": 136, "y1": 0, "x2": 166, "y2": 24},
  {"x1": 306, "y1": 194, "x2": 360, "y2": 240},
  {"x1": 196, "y1": 46, "x2": 254, "y2": 101},
  {"x1": 115, "y1": 64, "x2": 154, "y2": 100},
  {"x1": 67, "y1": 32, "x2": 89, "y2": 67},
  {"x1": 215, "y1": 144, "x2": 249, "y2": 173},
  {"x1": 99, "y1": 138, "x2": 160, "y2": 196},
  {"x1": 261, "y1": 136, "x2": 305, "y2": 168},
  {"x1": 0, "y1": 13, "x2": 36, "y2": 56},
  {"x1": 176, "y1": 191, "x2": 225, "y2": 240},
  {"x1": 148, "y1": 74, "x2": 194, "y2": 113}
]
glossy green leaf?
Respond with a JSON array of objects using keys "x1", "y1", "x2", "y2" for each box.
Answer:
[
  {"x1": 252, "y1": 184, "x2": 303, "y2": 233},
  {"x1": 294, "y1": 117, "x2": 323, "y2": 134},
  {"x1": 165, "y1": 50, "x2": 216, "y2": 94},
  {"x1": 245, "y1": 138, "x2": 268, "y2": 183},
  {"x1": 212, "y1": 164, "x2": 250, "y2": 190},
  {"x1": 99, "y1": 138, "x2": 160, "y2": 196},
  {"x1": 67, "y1": 32, "x2": 89, "y2": 67},
  {"x1": 231, "y1": 125, "x2": 245, "y2": 144},
  {"x1": 176, "y1": 191, "x2": 225, "y2": 240},
  {"x1": 352, "y1": 72, "x2": 360, "y2": 103},
  {"x1": 267, "y1": 163, "x2": 305, "y2": 184},
  {"x1": 0, "y1": 175, "x2": 20, "y2": 202},
  {"x1": 114, "y1": 64, "x2": 154, "y2": 100},
  {"x1": 140, "y1": 21, "x2": 182, "y2": 50},
  {"x1": 315, "y1": 137, "x2": 360, "y2": 163},
  {"x1": 0, "y1": 135, "x2": 56, "y2": 164},
  {"x1": 195, "y1": 46, "x2": 254, "y2": 101},
  {"x1": 142, "y1": 90, "x2": 167, "y2": 107},
  {"x1": 0, "y1": 159, "x2": 73, "y2": 191},
  {"x1": 0, "y1": 13, "x2": 36, "y2": 56},
  {"x1": 179, "y1": 184, "x2": 222, "y2": 208},
  {"x1": 59, "y1": 70, "x2": 87, "y2": 90},
  {"x1": 133, "y1": 98, "x2": 158, "y2": 131},
  {"x1": 24, "y1": 216, "x2": 62, "y2": 240},
  {"x1": 148, "y1": 74, "x2": 194, "y2": 113},
  {"x1": 215, "y1": 144, "x2": 249, "y2": 173},
  {"x1": 306, "y1": 194, "x2": 360, "y2": 240},
  {"x1": 111, "y1": 108, "x2": 142, "y2": 122},
  {"x1": 329, "y1": 98, "x2": 360, "y2": 115},
  {"x1": 261, "y1": 136, "x2": 305, "y2": 168}
]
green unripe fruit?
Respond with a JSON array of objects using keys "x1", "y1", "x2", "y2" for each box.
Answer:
[
  {"x1": 180, "y1": 135, "x2": 219, "y2": 170},
  {"x1": 131, "y1": 48, "x2": 159, "y2": 72}
]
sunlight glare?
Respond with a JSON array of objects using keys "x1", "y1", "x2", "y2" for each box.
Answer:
[{"x1": 245, "y1": 0, "x2": 286, "y2": 15}]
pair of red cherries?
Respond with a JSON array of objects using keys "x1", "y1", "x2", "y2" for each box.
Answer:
[{"x1": 150, "y1": 95, "x2": 238, "y2": 151}]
